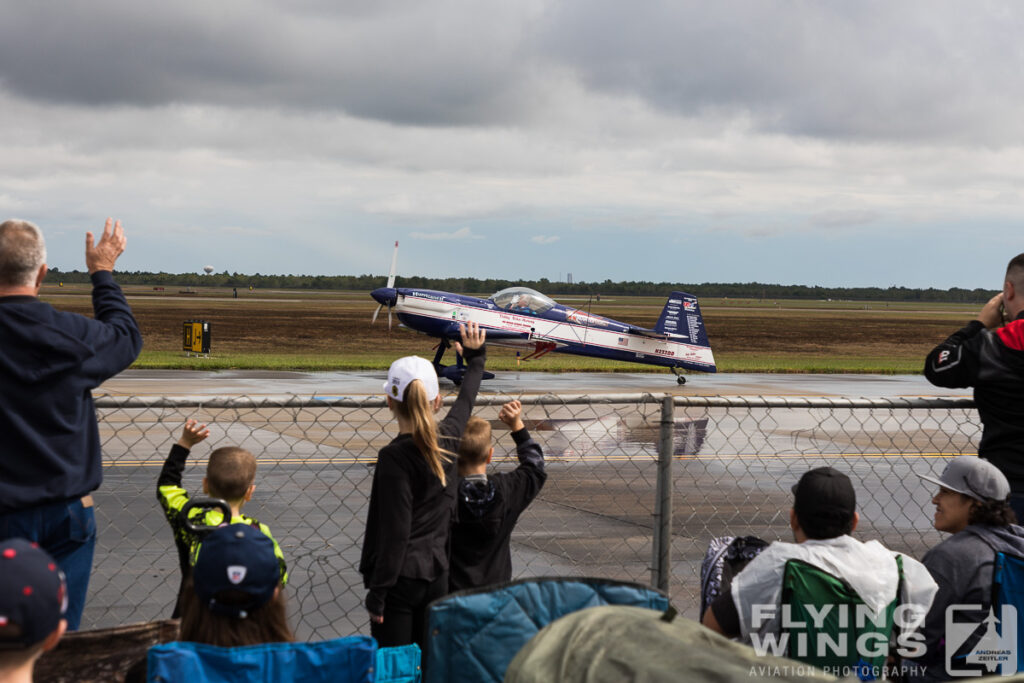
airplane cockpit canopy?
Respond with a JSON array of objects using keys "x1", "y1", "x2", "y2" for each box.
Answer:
[{"x1": 490, "y1": 287, "x2": 556, "y2": 315}]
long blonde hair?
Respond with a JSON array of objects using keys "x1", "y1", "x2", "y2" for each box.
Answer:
[{"x1": 392, "y1": 379, "x2": 451, "y2": 485}]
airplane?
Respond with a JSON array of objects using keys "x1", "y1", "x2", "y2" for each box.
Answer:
[{"x1": 370, "y1": 242, "x2": 715, "y2": 384}]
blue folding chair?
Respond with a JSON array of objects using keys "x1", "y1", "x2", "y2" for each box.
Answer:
[{"x1": 147, "y1": 636, "x2": 421, "y2": 683}]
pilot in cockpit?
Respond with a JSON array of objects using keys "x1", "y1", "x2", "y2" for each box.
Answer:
[{"x1": 510, "y1": 293, "x2": 536, "y2": 314}]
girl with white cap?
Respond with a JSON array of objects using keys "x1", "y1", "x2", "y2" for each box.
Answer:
[{"x1": 359, "y1": 322, "x2": 486, "y2": 650}]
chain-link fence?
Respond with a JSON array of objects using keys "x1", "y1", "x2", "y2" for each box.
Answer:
[{"x1": 88, "y1": 393, "x2": 979, "y2": 639}]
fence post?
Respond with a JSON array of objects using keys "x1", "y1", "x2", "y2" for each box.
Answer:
[{"x1": 651, "y1": 395, "x2": 674, "y2": 593}]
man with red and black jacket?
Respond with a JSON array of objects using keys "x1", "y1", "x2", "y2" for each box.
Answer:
[{"x1": 925, "y1": 253, "x2": 1024, "y2": 519}]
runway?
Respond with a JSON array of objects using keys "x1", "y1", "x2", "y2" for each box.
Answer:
[{"x1": 99, "y1": 369, "x2": 972, "y2": 399}]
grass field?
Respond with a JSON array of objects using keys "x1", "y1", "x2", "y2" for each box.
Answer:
[{"x1": 39, "y1": 283, "x2": 978, "y2": 373}]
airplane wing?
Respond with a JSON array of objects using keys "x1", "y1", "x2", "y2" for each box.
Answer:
[
  {"x1": 440, "y1": 322, "x2": 568, "y2": 346},
  {"x1": 440, "y1": 322, "x2": 531, "y2": 341}
]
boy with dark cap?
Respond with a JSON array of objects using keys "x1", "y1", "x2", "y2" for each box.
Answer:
[
  {"x1": 449, "y1": 400, "x2": 546, "y2": 592},
  {"x1": 703, "y1": 466, "x2": 937, "y2": 648},
  {"x1": 157, "y1": 420, "x2": 287, "y2": 618},
  {"x1": 0, "y1": 539, "x2": 67, "y2": 683}
]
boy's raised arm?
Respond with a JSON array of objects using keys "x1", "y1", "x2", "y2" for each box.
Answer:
[
  {"x1": 157, "y1": 420, "x2": 209, "y2": 506},
  {"x1": 505, "y1": 402, "x2": 546, "y2": 512}
]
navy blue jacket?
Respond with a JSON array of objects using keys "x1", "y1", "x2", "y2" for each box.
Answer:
[{"x1": 0, "y1": 271, "x2": 142, "y2": 512}]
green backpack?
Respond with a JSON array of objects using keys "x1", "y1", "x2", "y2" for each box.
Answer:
[{"x1": 780, "y1": 556, "x2": 903, "y2": 677}]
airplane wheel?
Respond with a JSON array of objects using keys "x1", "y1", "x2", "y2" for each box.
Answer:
[{"x1": 677, "y1": 376, "x2": 686, "y2": 385}]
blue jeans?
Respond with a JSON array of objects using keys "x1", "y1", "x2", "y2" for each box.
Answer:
[{"x1": 0, "y1": 497, "x2": 97, "y2": 630}]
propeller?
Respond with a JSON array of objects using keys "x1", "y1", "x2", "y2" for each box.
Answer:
[{"x1": 371, "y1": 241, "x2": 400, "y2": 331}]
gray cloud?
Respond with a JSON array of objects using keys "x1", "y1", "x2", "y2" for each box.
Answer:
[
  {"x1": 532, "y1": 0, "x2": 1024, "y2": 144},
  {"x1": 0, "y1": 0, "x2": 539, "y2": 125},
  {"x1": 4, "y1": 1, "x2": 1024, "y2": 143}
]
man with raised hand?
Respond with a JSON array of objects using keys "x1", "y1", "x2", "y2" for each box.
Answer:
[
  {"x1": 925, "y1": 254, "x2": 1024, "y2": 519},
  {"x1": 0, "y1": 218, "x2": 142, "y2": 630}
]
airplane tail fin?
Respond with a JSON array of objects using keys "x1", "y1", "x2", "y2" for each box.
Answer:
[{"x1": 655, "y1": 292, "x2": 710, "y2": 347}]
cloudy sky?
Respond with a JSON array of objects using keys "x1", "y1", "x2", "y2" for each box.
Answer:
[{"x1": 1, "y1": 1, "x2": 1021, "y2": 288}]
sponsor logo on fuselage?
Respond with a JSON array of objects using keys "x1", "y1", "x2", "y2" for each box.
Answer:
[
  {"x1": 566, "y1": 310, "x2": 608, "y2": 327},
  {"x1": 409, "y1": 291, "x2": 447, "y2": 302}
]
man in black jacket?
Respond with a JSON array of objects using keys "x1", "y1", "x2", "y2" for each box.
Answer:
[
  {"x1": 450, "y1": 400, "x2": 546, "y2": 592},
  {"x1": 0, "y1": 218, "x2": 142, "y2": 629},
  {"x1": 925, "y1": 253, "x2": 1024, "y2": 519}
]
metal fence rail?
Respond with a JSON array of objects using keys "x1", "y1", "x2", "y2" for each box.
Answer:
[{"x1": 88, "y1": 393, "x2": 979, "y2": 639}]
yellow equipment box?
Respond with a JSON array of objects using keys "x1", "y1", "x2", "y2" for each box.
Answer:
[{"x1": 182, "y1": 320, "x2": 211, "y2": 355}]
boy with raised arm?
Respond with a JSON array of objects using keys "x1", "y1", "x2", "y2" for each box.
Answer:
[
  {"x1": 449, "y1": 400, "x2": 547, "y2": 592},
  {"x1": 157, "y1": 420, "x2": 287, "y2": 617}
]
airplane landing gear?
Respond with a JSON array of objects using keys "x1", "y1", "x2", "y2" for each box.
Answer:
[
  {"x1": 432, "y1": 338, "x2": 494, "y2": 385},
  {"x1": 671, "y1": 368, "x2": 687, "y2": 385},
  {"x1": 432, "y1": 339, "x2": 451, "y2": 374}
]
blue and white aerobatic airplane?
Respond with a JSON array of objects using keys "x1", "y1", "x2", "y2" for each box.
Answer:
[{"x1": 370, "y1": 242, "x2": 715, "y2": 384}]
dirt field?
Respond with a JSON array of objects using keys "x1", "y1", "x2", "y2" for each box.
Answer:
[{"x1": 39, "y1": 285, "x2": 975, "y2": 371}]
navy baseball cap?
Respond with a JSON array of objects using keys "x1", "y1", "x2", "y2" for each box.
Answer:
[
  {"x1": 792, "y1": 467, "x2": 857, "y2": 523},
  {"x1": 193, "y1": 524, "x2": 280, "y2": 619},
  {"x1": 0, "y1": 539, "x2": 66, "y2": 649}
]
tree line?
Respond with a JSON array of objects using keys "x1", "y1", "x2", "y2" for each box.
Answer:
[{"x1": 46, "y1": 268, "x2": 996, "y2": 303}]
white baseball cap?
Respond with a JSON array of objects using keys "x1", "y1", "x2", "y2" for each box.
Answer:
[
  {"x1": 384, "y1": 356, "x2": 439, "y2": 402},
  {"x1": 917, "y1": 455, "x2": 1010, "y2": 502}
]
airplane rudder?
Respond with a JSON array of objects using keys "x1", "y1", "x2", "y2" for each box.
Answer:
[{"x1": 657, "y1": 291, "x2": 710, "y2": 348}]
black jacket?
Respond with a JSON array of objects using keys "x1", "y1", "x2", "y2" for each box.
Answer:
[
  {"x1": 925, "y1": 312, "x2": 1024, "y2": 489},
  {"x1": 0, "y1": 271, "x2": 142, "y2": 512},
  {"x1": 359, "y1": 347, "x2": 485, "y2": 615},
  {"x1": 449, "y1": 428, "x2": 546, "y2": 592}
]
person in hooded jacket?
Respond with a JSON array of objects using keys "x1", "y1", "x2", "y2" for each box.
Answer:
[
  {"x1": 0, "y1": 218, "x2": 142, "y2": 630},
  {"x1": 907, "y1": 456, "x2": 1024, "y2": 681},
  {"x1": 449, "y1": 400, "x2": 546, "y2": 592}
]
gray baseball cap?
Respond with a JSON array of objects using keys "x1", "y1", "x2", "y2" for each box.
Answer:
[{"x1": 917, "y1": 456, "x2": 1010, "y2": 502}]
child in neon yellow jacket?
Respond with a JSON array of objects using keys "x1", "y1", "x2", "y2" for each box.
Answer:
[{"x1": 157, "y1": 420, "x2": 287, "y2": 617}]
